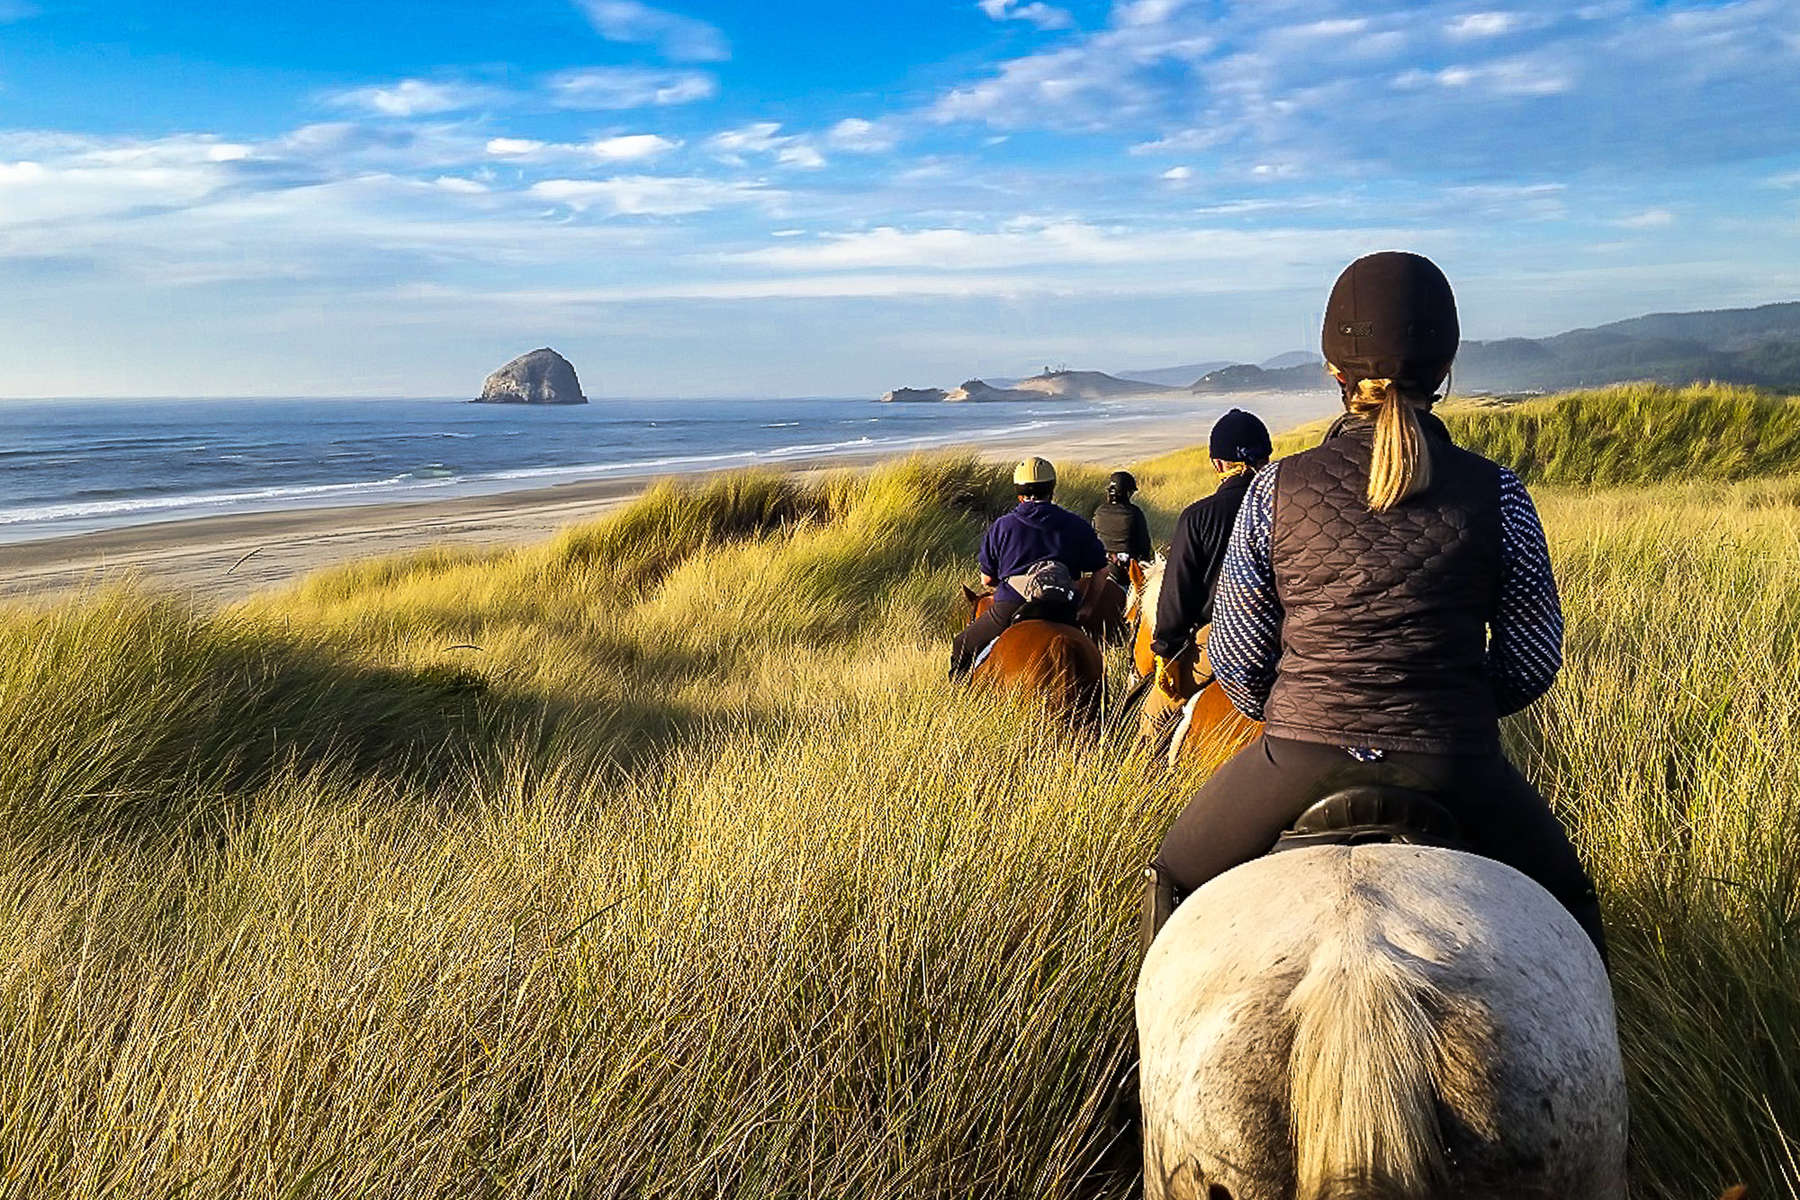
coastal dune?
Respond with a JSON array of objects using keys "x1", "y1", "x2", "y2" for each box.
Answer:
[{"x1": 0, "y1": 384, "x2": 1791, "y2": 1198}]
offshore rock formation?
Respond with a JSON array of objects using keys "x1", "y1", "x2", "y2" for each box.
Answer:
[
  {"x1": 475, "y1": 348, "x2": 588, "y2": 405},
  {"x1": 881, "y1": 386, "x2": 949, "y2": 403}
]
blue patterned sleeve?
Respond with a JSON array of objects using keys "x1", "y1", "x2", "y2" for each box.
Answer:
[
  {"x1": 1209, "y1": 464, "x2": 1283, "y2": 720},
  {"x1": 1490, "y1": 468, "x2": 1563, "y2": 716}
]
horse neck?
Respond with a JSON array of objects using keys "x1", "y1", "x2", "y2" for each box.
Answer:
[{"x1": 1138, "y1": 560, "x2": 1165, "y2": 618}]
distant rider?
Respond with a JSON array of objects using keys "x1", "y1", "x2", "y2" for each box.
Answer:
[
  {"x1": 1138, "y1": 409, "x2": 1271, "y2": 749},
  {"x1": 950, "y1": 457, "x2": 1108, "y2": 678},
  {"x1": 1090, "y1": 470, "x2": 1154, "y2": 589},
  {"x1": 1142, "y1": 252, "x2": 1606, "y2": 957}
]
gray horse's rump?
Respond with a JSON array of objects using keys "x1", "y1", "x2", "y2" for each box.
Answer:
[{"x1": 1136, "y1": 845, "x2": 1625, "y2": 1200}]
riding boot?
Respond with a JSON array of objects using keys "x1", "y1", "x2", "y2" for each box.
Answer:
[{"x1": 1139, "y1": 862, "x2": 1180, "y2": 955}]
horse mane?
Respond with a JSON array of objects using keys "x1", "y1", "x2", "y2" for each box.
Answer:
[
  {"x1": 1130, "y1": 556, "x2": 1166, "y2": 625},
  {"x1": 1286, "y1": 907, "x2": 1449, "y2": 1200}
]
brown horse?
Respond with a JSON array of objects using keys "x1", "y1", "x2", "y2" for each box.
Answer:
[
  {"x1": 958, "y1": 589, "x2": 1105, "y2": 720},
  {"x1": 962, "y1": 573, "x2": 1129, "y2": 646},
  {"x1": 1165, "y1": 678, "x2": 1261, "y2": 772},
  {"x1": 1128, "y1": 557, "x2": 1261, "y2": 770}
]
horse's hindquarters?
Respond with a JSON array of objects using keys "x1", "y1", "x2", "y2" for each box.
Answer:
[
  {"x1": 1137, "y1": 845, "x2": 1625, "y2": 1200},
  {"x1": 969, "y1": 620, "x2": 1103, "y2": 720}
]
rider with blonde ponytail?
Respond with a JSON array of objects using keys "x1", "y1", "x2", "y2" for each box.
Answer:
[{"x1": 1142, "y1": 251, "x2": 1605, "y2": 956}]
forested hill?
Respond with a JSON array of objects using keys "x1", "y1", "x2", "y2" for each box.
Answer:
[{"x1": 1453, "y1": 300, "x2": 1800, "y2": 393}]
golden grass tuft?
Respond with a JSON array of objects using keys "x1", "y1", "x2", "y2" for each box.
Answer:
[{"x1": 0, "y1": 404, "x2": 1797, "y2": 1198}]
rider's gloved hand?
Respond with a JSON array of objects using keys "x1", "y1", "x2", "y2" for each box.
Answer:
[{"x1": 1156, "y1": 655, "x2": 1189, "y2": 699}]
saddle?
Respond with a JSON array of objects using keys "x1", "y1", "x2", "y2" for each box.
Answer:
[
  {"x1": 1272, "y1": 784, "x2": 1465, "y2": 853},
  {"x1": 1007, "y1": 560, "x2": 1084, "y2": 626},
  {"x1": 1014, "y1": 594, "x2": 1082, "y2": 625}
]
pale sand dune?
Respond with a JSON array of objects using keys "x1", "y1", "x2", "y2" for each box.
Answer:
[{"x1": 0, "y1": 394, "x2": 1334, "y2": 605}]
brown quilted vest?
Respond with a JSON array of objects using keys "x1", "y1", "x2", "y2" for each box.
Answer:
[{"x1": 1264, "y1": 417, "x2": 1503, "y2": 754}]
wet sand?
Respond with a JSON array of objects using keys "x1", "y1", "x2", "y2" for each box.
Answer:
[{"x1": 0, "y1": 394, "x2": 1335, "y2": 605}]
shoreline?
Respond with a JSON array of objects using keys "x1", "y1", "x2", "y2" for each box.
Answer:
[{"x1": 0, "y1": 393, "x2": 1336, "y2": 604}]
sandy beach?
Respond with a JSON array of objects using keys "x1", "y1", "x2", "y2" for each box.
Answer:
[{"x1": 0, "y1": 393, "x2": 1335, "y2": 605}]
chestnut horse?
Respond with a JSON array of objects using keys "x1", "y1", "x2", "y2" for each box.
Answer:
[
  {"x1": 957, "y1": 589, "x2": 1104, "y2": 721},
  {"x1": 1128, "y1": 557, "x2": 1260, "y2": 771}
]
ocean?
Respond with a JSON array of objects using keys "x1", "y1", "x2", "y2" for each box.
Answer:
[{"x1": 0, "y1": 394, "x2": 1237, "y2": 544}]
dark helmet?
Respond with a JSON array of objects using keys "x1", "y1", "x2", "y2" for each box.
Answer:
[
  {"x1": 1209, "y1": 408, "x2": 1272, "y2": 463},
  {"x1": 1321, "y1": 251, "x2": 1460, "y2": 394},
  {"x1": 1105, "y1": 470, "x2": 1137, "y2": 498}
]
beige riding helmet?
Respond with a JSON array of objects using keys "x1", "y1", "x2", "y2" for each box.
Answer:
[{"x1": 1013, "y1": 456, "x2": 1057, "y2": 486}]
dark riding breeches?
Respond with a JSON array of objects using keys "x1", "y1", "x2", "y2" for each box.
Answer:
[
  {"x1": 949, "y1": 597, "x2": 1022, "y2": 677},
  {"x1": 1154, "y1": 734, "x2": 1607, "y2": 956}
]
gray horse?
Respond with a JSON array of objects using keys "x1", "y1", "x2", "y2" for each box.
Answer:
[{"x1": 1137, "y1": 843, "x2": 1626, "y2": 1200}]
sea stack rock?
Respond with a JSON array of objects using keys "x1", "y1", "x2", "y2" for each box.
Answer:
[
  {"x1": 475, "y1": 347, "x2": 588, "y2": 405},
  {"x1": 881, "y1": 386, "x2": 948, "y2": 403}
]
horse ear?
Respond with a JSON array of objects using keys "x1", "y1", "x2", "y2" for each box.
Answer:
[
  {"x1": 1719, "y1": 1186, "x2": 1749, "y2": 1200},
  {"x1": 961, "y1": 584, "x2": 980, "y2": 604}
]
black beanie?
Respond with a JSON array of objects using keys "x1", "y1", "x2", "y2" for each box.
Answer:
[
  {"x1": 1209, "y1": 408, "x2": 1272, "y2": 462},
  {"x1": 1321, "y1": 251, "x2": 1459, "y2": 393}
]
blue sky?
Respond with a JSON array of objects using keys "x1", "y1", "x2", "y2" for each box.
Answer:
[{"x1": 3, "y1": 0, "x2": 1799, "y2": 396}]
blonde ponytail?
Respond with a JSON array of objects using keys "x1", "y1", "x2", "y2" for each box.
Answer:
[{"x1": 1346, "y1": 378, "x2": 1431, "y2": 512}]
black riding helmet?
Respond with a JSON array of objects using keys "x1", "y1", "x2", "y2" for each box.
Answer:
[
  {"x1": 1209, "y1": 408, "x2": 1272, "y2": 463},
  {"x1": 1321, "y1": 251, "x2": 1459, "y2": 396},
  {"x1": 1105, "y1": 470, "x2": 1137, "y2": 498}
]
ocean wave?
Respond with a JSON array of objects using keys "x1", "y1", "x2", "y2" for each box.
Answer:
[{"x1": 0, "y1": 472, "x2": 450, "y2": 527}]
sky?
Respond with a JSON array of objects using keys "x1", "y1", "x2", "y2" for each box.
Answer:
[{"x1": 2, "y1": 0, "x2": 1800, "y2": 397}]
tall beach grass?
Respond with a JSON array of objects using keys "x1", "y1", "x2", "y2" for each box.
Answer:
[{"x1": 0, "y1": 383, "x2": 1795, "y2": 1198}]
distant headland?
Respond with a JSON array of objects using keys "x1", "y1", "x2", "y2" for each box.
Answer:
[
  {"x1": 888, "y1": 299, "x2": 1800, "y2": 401},
  {"x1": 881, "y1": 368, "x2": 1178, "y2": 403}
]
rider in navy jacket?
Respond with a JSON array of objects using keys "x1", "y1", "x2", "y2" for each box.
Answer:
[
  {"x1": 980, "y1": 498, "x2": 1109, "y2": 604},
  {"x1": 951, "y1": 457, "x2": 1107, "y2": 677}
]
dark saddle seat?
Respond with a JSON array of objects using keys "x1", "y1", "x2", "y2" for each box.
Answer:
[
  {"x1": 1274, "y1": 784, "x2": 1465, "y2": 852},
  {"x1": 1013, "y1": 594, "x2": 1082, "y2": 626}
]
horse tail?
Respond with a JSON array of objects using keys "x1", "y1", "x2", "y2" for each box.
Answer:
[{"x1": 1287, "y1": 929, "x2": 1447, "y2": 1200}]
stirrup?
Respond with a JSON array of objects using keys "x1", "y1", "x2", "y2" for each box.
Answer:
[{"x1": 1139, "y1": 863, "x2": 1179, "y2": 954}]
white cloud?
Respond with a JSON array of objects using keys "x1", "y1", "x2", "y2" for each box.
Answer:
[
  {"x1": 325, "y1": 79, "x2": 494, "y2": 118},
  {"x1": 433, "y1": 176, "x2": 489, "y2": 194},
  {"x1": 574, "y1": 0, "x2": 729, "y2": 62},
  {"x1": 826, "y1": 118, "x2": 899, "y2": 154},
  {"x1": 707, "y1": 122, "x2": 826, "y2": 169},
  {"x1": 726, "y1": 219, "x2": 1420, "y2": 275},
  {"x1": 487, "y1": 138, "x2": 547, "y2": 157},
  {"x1": 529, "y1": 175, "x2": 775, "y2": 215},
  {"x1": 1616, "y1": 207, "x2": 1675, "y2": 228},
  {"x1": 590, "y1": 134, "x2": 681, "y2": 161},
  {"x1": 933, "y1": 0, "x2": 1800, "y2": 175},
  {"x1": 0, "y1": 134, "x2": 252, "y2": 226},
  {"x1": 1130, "y1": 128, "x2": 1224, "y2": 155},
  {"x1": 1444, "y1": 12, "x2": 1523, "y2": 40},
  {"x1": 1419, "y1": 56, "x2": 1574, "y2": 96},
  {"x1": 545, "y1": 67, "x2": 717, "y2": 110},
  {"x1": 978, "y1": 0, "x2": 1074, "y2": 31},
  {"x1": 1162, "y1": 165, "x2": 1193, "y2": 180}
]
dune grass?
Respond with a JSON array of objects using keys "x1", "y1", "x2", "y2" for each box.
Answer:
[
  {"x1": 1448, "y1": 382, "x2": 1800, "y2": 487},
  {"x1": 0, "y1": 386, "x2": 1797, "y2": 1198}
]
